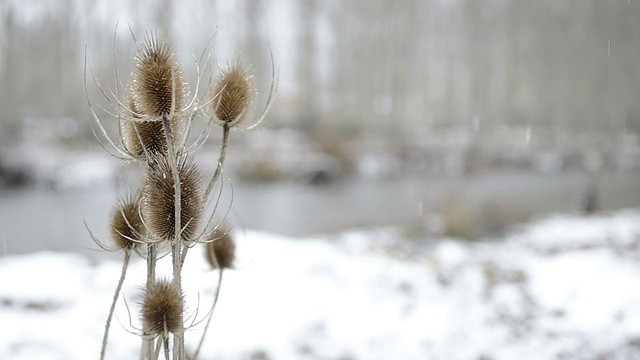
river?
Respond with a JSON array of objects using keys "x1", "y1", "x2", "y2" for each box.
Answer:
[{"x1": 1, "y1": 171, "x2": 639, "y2": 255}]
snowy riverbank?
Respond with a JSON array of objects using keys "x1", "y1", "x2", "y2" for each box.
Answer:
[{"x1": 2, "y1": 210, "x2": 640, "y2": 359}]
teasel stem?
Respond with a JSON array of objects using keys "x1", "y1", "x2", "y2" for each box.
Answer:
[
  {"x1": 163, "y1": 336, "x2": 170, "y2": 360},
  {"x1": 161, "y1": 112, "x2": 186, "y2": 359},
  {"x1": 193, "y1": 229, "x2": 234, "y2": 360},
  {"x1": 146, "y1": 244, "x2": 157, "y2": 287},
  {"x1": 100, "y1": 248, "x2": 132, "y2": 360},
  {"x1": 143, "y1": 243, "x2": 158, "y2": 359},
  {"x1": 204, "y1": 123, "x2": 231, "y2": 203},
  {"x1": 152, "y1": 336, "x2": 166, "y2": 360},
  {"x1": 154, "y1": 337, "x2": 162, "y2": 360},
  {"x1": 192, "y1": 269, "x2": 224, "y2": 360}
]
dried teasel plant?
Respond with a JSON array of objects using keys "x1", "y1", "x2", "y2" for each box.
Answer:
[
  {"x1": 211, "y1": 60, "x2": 257, "y2": 127},
  {"x1": 141, "y1": 154, "x2": 205, "y2": 244},
  {"x1": 110, "y1": 193, "x2": 146, "y2": 251},
  {"x1": 130, "y1": 36, "x2": 188, "y2": 120},
  {"x1": 120, "y1": 92, "x2": 184, "y2": 160},
  {"x1": 89, "y1": 193, "x2": 146, "y2": 360},
  {"x1": 192, "y1": 226, "x2": 236, "y2": 360},
  {"x1": 141, "y1": 280, "x2": 184, "y2": 336},
  {"x1": 203, "y1": 58, "x2": 276, "y2": 201},
  {"x1": 84, "y1": 31, "x2": 197, "y2": 163},
  {"x1": 84, "y1": 28, "x2": 276, "y2": 360},
  {"x1": 204, "y1": 227, "x2": 236, "y2": 270}
]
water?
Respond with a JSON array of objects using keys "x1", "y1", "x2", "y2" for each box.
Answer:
[{"x1": 1, "y1": 171, "x2": 639, "y2": 255}]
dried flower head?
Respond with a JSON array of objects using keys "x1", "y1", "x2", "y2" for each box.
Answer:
[
  {"x1": 141, "y1": 280, "x2": 184, "y2": 337},
  {"x1": 212, "y1": 60, "x2": 256, "y2": 126},
  {"x1": 120, "y1": 101, "x2": 184, "y2": 160},
  {"x1": 205, "y1": 229, "x2": 236, "y2": 269},
  {"x1": 121, "y1": 119, "x2": 165, "y2": 159},
  {"x1": 141, "y1": 154, "x2": 204, "y2": 243},
  {"x1": 109, "y1": 193, "x2": 145, "y2": 250},
  {"x1": 130, "y1": 35, "x2": 186, "y2": 119}
]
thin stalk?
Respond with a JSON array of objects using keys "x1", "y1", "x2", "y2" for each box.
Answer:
[
  {"x1": 204, "y1": 123, "x2": 230, "y2": 203},
  {"x1": 180, "y1": 244, "x2": 190, "y2": 268},
  {"x1": 163, "y1": 336, "x2": 171, "y2": 360},
  {"x1": 192, "y1": 269, "x2": 224, "y2": 360},
  {"x1": 153, "y1": 337, "x2": 162, "y2": 360},
  {"x1": 100, "y1": 249, "x2": 132, "y2": 360},
  {"x1": 146, "y1": 244, "x2": 157, "y2": 285},
  {"x1": 162, "y1": 114, "x2": 185, "y2": 360},
  {"x1": 143, "y1": 244, "x2": 157, "y2": 359}
]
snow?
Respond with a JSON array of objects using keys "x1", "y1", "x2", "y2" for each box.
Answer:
[{"x1": 2, "y1": 211, "x2": 640, "y2": 359}]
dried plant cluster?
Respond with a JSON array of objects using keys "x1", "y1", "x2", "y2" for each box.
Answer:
[{"x1": 85, "y1": 31, "x2": 275, "y2": 360}]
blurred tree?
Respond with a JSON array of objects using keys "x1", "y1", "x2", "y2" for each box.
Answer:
[
  {"x1": 0, "y1": 3, "x2": 17, "y2": 140},
  {"x1": 296, "y1": 0, "x2": 319, "y2": 135},
  {"x1": 0, "y1": 0, "x2": 86, "y2": 145},
  {"x1": 0, "y1": 0, "x2": 638, "y2": 174}
]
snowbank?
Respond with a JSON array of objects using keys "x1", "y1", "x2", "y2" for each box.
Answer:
[{"x1": 1, "y1": 210, "x2": 640, "y2": 359}]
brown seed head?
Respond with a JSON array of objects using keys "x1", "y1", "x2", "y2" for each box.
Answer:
[
  {"x1": 141, "y1": 280, "x2": 184, "y2": 336},
  {"x1": 109, "y1": 193, "x2": 145, "y2": 250},
  {"x1": 121, "y1": 92, "x2": 184, "y2": 159},
  {"x1": 205, "y1": 229, "x2": 236, "y2": 269},
  {"x1": 141, "y1": 154, "x2": 204, "y2": 243},
  {"x1": 121, "y1": 118, "x2": 166, "y2": 159},
  {"x1": 212, "y1": 60, "x2": 256, "y2": 126},
  {"x1": 131, "y1": 35, "x2": 186, "y2": 119}
]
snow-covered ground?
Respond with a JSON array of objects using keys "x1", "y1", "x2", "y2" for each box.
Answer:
[{"x1": 2, "y1": 210, "x2": 640, "y2": 360}]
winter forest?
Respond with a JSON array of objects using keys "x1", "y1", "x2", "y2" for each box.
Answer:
[
  {"x1": 1, "y1": 0, "x2": 640, "y2": 359},
  {"x1": 2, "y1": 0, "x2": 640, "y2": 159}
]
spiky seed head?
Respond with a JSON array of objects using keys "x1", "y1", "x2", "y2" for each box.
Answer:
[
  {"x1": 141, "y1": 154, "x2": 204, "y2": 243},
  {"x1": 212, "y1": 60, "x2": 256, "y2": 126},
  {"x1": 141, "y1": 280, "x2": 184, "y2": 336},
  {"x1": 121, "y1": 119, "x2": 165, "y2": 159},
  {"x1": 130, "y1": 35, "x2": 186, "y2": 119},
  {"x1": 205, "y1": 229, "x2": 236, "y2": 269},
  {"x1": 109, "y1": 193, "x2": 145, "y2": 251},
  {"x1": 121, "y1": 90, "x2": 185, "y2": 160}
]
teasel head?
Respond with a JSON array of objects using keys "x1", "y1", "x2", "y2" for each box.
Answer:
[
  {"x1": 212, "y1": 60, "x2": 256, "y2": 127},
  {"x1": 141, "y1": 279, "x2": 184, "y2": 337},
  {"x1": 109, "y1": 193, "x2": 145, "y2": 251},
  {"x1": 130, "y1": 34, "x2": 187, "y2": 120},
  {"x1": 141, "y1": 154, "x2": 204, "y2": 243},
  {"x1": 205, "y1": 228, "x2": 236, "y2": 270},
  {"x1": 121, "y1": 91, "x2": 184, "y2": 160}
]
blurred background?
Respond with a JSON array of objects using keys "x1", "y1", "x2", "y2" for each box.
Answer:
[{"x1": 1, "y1": 0, "x2": 640, "y2": 254}]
